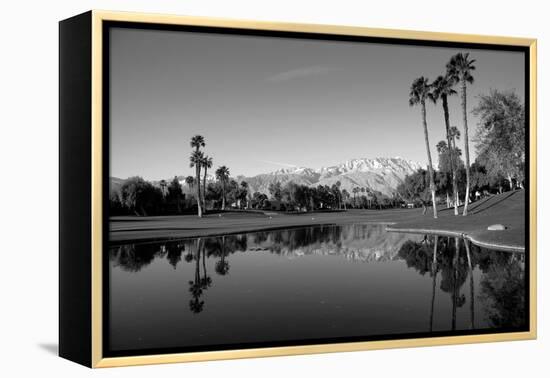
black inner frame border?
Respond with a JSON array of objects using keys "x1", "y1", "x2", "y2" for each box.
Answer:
[{"x1": 101, "y1": 20, "x2": 531, "y2": 358}]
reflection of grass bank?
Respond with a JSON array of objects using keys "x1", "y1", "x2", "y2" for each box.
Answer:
[
  {"x1": 387, "y1": 191, "x2": 525, "y2": 252},
  {"x1": 110, "y1": 191, "x2": 525, "y2": 252}
]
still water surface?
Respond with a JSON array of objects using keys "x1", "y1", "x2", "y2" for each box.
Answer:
[{"x1": 108, "y1": 224, "x2": 526, "y2": 353}]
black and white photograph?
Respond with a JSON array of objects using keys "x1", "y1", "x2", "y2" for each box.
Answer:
[{"x1": 105, "y1": 23, "x2": 529, "y2": 357}]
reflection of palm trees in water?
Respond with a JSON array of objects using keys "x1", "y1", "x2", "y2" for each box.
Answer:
[
  {"x1": 399, "y1": 236, "x2": 472, "y2": 331},
  {"x1": 450, "y1": 238, "x2": 464, "y2": 330},
  {"x1": 110, "y1": 225, "x2": 525, "y2": 324},
  {"x1": 215, "y1": 236, "x2": 230, "y2": 275},
  {"x1": 429, "y1": 235, "x2": 438, "y2": 332},
  {"x1": 188, "y1": 238, "x2": 206, "y2": 313},
  {"x1": 399, "y1": 236, "x2": 526, "y2": 331},
  {"x1": 464, "y1": 240, "x2": 475, "y2": 329},
  {"x1": 201, "y1": 241, "x2": 212, "y2": 289}
]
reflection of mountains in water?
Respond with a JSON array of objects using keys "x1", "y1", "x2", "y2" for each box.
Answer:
[
  {"x1": 109, "y1": 224, "x2": 423, "y2": 272},
  {"x1": 247, "y1": 224, "x2": 422, "y2": 262}
]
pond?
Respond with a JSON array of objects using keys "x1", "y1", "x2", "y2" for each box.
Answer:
[{"x1": 107, "y1": 223, "x2": 526, "y2": 355}]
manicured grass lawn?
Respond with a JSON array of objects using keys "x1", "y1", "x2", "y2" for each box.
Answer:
[
  {"x1": 387, "y1": 190, "x2": 526, "y2": 252},
  {"x1": 110, "y1": 190, "x2": 526, "y2": 252},
  {"x1": 110, "y1": 208, "x2": 417, "y2": 243}
]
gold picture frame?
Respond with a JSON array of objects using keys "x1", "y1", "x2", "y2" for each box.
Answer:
[{"x1": 59, "y1": 10, "x2": 537, "y2": 368}]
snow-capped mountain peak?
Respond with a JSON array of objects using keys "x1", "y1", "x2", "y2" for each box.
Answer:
[{"x1": 243, "y1": 157, "x2": 422, "y2": 197}]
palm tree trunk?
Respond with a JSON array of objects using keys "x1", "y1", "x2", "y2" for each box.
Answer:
[
  {"x1": 221, "y1": 181, "x2": 226, "y2": 210},
  {"x1": 421, "y1": 100, "x2": 438, "y2": 219},
  {"x1": 461, "y1": 80, "x2": 471, "y2": 216},
  {"x1": 196, "y1": 166, "x2": 202, "y2": 218},
  {"x1": 202, "y1": 167, "x2": 207, "y2": 212},
  {"x1": 442, "y1": 96, "x2": 458, "y2": 216}
]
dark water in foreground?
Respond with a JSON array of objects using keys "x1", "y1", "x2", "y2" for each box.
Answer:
[{"x1": 108, "y1": 224, "x2": 526, "y2": 354}]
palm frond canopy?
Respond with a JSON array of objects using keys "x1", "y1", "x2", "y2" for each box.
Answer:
[
  {"x1": 446, "y1": 53, "x2": 476, "y2": 84},
  {"x1": 215, "y1": 165, "x2": 230, "y2": 180},
  {"x1": 189, "y1": 150, "x2": 204, "y2": 168},
  {"x1": 190, "y1": 135, "x2": 205, "y2": 149},
  {"x1": 429, "y1": 74, "x2": 458, "y2": 103},
  {"x1": 409, "y1": 76, "x2": 431, "y2": 106},
  {"x1": 449, "y1": 126, "x2": 461, "y2": 140},
  {"x1": 201, "y1": 155, "x2": 213, "y2": 169}
]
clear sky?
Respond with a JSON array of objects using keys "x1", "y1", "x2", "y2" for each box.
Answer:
[{"x1": 109, "y1": 27, "x2": 525, "y2": 180}]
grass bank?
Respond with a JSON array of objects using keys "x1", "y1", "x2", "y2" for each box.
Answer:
[
  {"x1": 387, "y1": 190, "x2": 525, "y2": 252},
  {"x1": 110, "y1": 208, "x2": 418, "y2": 244}
]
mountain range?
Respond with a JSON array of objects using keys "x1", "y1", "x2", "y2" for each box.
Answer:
[
  {"x1": 110, "y1": 157, "x2": 423, "y2": 197},
  {"x1": 237, "y1": 157, "x2": 423, "y2": 197}
]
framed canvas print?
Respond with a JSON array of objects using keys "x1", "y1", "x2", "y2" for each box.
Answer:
[{"x1": 59, "y1": 10, "x2": 537, "y2": 368}]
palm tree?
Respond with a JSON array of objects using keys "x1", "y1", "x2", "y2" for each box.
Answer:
[
  {"x1": 240, "y1": 181, "x2": 250, "y2": 209},
  {"x1": 190, "y1": 135, "x2": 205, "y2": 214},
  {"x1": 201, "y1": 155, "x2": 213, "y2": 211},
  {"x1": 409, "y1": 76, "x2": 438, "y2": 218},
  {"x1": 430, "y1": 74, "x2": 458, "y2": 215},
  {"x1": 335, "y1": 180, "x2": 342, "y2": 209},
  {"x1": 189, "y1": 150, "x2": 204, "y2": 217},
  {"x1": 447, "y1": 53, "x2": 476, "y2": 216},
  {"x1": 159, "y1": 179, "x2": 167, "y2": 197},
  {"x1": 215, "y1": 166, "x2": 230, "y2": 210},
  {"x1": 185, "y1": 175, "x2": 194, "y2": 191},
  {"x1": 449, "y1": 126, "x2": 461, "y2": 149},
  {"x1": 341, "y1": 189, "x2": 349, "y2": 210}
]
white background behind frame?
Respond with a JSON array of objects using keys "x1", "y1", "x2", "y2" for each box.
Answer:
[{"x1": 0, "y1": 0, "x2": 547, "y2": 376}]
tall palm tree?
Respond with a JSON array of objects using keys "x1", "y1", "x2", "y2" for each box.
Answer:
[
  {"x1": 190, "y1": 135, "x2": 205, "y2": 213},
  {"x1": 201, "y1": 155, "x2": 213, "y2": 211},
  {"x1": 447, "y1": 53, "x2": 476, "y2": 216},
  {"x1": 436, "y1": 141, "x2": 452, "y2": 208},
  {"x1": 449, "y1": 126, "x2": 461, "y2": 150},
  {"x1": 189, "y1": 150, "x2": 204, "y2": 217},
  {"x1": 215, "y1": 166, "x2": 230, "y2": 210},
  {"x1": 449, "y1": 126, "x2": 461, "y2": 206},
  {"x1": 409, "y1": 76, "x2": 438, "y2": 218},
  {"x1": 430, "y1": 74, "x2": 459, "y2": 215}
]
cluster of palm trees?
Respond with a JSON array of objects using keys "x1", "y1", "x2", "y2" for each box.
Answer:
[
  {"x1": 409, "y1": 52, "x2": 476, "y2": 219},
  {"x1": 188, "y1": 135, "x2": 233, "y2": 217}
]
